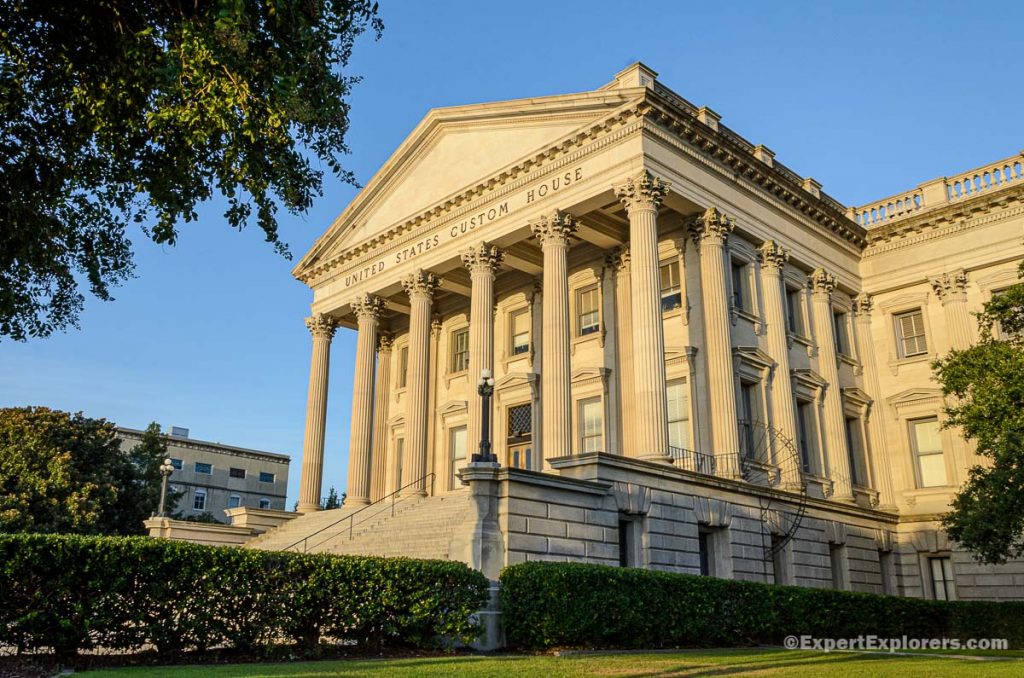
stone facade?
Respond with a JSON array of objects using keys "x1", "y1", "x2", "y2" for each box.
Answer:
[{"x1": 278, "y1": 63, "x2": 1024, "y2": 601}]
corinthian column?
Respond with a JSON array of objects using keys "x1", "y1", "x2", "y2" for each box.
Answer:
[
  {"x1": 370, "y1": 333, "x2": 392, "y2": 503},
  {"x1": 401, "y1": 269, "x2": 441, "y2": 495},
  {"x1": 930, "y1": 270, "x2": 973, "y2": 350},
  {"x1": 530, "y1": 210, "x2": 576, "y2": 468},
  {"x1": 462, "y1": 243, "x2": 504, "y2": 456},
  {"x1": 759, "y1": 241, "x2": 799, "y2": 484},
  {"x1": 690, "y1": 207, "x2": 741, "y2": 477},
  {"x1": 297, "y1": 313, "x2": 338, "y2": 513},
  {"x1": 853, "y1": 295, "x2": 896, "y2": 508},
  {"x1": 344, "y1": 294, "x2": 384, "y2": 506},
  {"x1": 809, "y1": 268, "x2": 854, "y2": 501},
  {"x1": 616, "y1": 171, "x2": 672, "y2": 463},
  {"x1": 608, "y1": 246, "x2": 635, "y2": 457}
]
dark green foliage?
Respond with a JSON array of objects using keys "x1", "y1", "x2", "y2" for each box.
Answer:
[
  {"x1": 321, "y1": 486, "x2": 343, "y2": 510},
  {"x1": 499, "y1": 562, "x2": 1024, "y2": 650},
  {"x1": 129, "y1": 422, "x2": 184, "y2": 519},
  {"x1": 934, "y1": 261, "x2": 1024, "y2": 563},
  {"x1": 0, "y1": 0, "x2": 382, "y2": 340},
  {"x1": 0, "y1": 533, "x2": 489, "y2": 660}
]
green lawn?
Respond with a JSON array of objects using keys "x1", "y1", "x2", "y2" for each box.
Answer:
[{"x1": 81, "y1": 648, "x2": 1024, "y2": 677}]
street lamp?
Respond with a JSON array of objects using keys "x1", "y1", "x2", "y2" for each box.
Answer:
[
  {"x1": 472, "y1": 368, "x2": 497, "y2": 463},
  {"x1": 157, "y1": 458, "x2": 174, "y2": 517}
]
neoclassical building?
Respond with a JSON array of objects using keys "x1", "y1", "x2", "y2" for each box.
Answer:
[{"x1": 250, "y1": 63, "x2": 1024, "y2": 601}]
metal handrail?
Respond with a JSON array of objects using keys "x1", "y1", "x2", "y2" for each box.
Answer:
[{"x1": 283, "y1": 472, "x2": 435, "y2": 553}]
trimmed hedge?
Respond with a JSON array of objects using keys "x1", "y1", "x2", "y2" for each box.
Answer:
[
  {"x1": 0, "y1": 533, "x2": 489, "y2": 658},
  {"x1": 500, "y1": 562, "x2": 1024, "y2": 650}
]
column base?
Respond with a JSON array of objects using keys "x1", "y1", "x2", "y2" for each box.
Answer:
[
  {"x1": 347, "y1": 496, "x2": 371, "y2": 507},
  {"x1": 295, "y1": 502, "x2": 321, "y2": 514}
]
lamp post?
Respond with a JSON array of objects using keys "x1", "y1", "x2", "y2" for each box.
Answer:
[
  {"x1": 157, "y1": 458, "x2": 174, "y2": 517},
  {"x1": 472, "y1": 368, "x2": 497, "y2": 463}
]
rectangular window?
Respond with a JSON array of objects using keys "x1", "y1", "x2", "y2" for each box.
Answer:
[
  {"x1": 258, "y1": 497, "x2": 271, "y2": 510},
  {"x1": 510, "y1": 309, "x2": 531, "y2": 356},
  {"x1": 618, "y1": 519, "x2": 635, "y2": 568},
  {"x1": 577, "y1": 286, "x2": 600, "y2": 336},
  {"x1": 394, "y1": 438, "x2": 405, "y2": 490},
  {"x1": 449, "y1": 426, "x2": 467, "y2": 490},
  {"x1": 666, "y1": 380, "x2": 691, "y2": 452},
  {"x1": 910, "y1": 417, "x2": 947, "y2": 487},
  {"x1": 194, "y1": 462, "x2": 212, "y2": 475},
  {"x1": 833, "y1": 310, "x2": 850, "y2": 356},
  {"x1": 879, "y1": 549, "x2": 895, "y2": 596},
  {"x1": 398, "y1": 346, "x2": 409, "y2": 388},
  {"x1": 730, "y1": 259, "x2": 749, "y2": 311},
  {"x1": 845, "y1": 417, "x2": 866, "y2": 487},
  {"x1": 450, "y1": 328, "x2": 470, "y2": 373},
  {"x1": 739, "y1": 382, "x2": 758, "y2": 460},
  {"x1": 698, "y1": 528, "x2": 713, "y2": 576},
  {"x1": 785, "y1": 286, "x2": 803, "y2": 335},
  {"x1": 193, "y1": 490, "x2": 207, "y2": 511},
  {"x1": 229, "y1": 467, "x2": 245, "y2": 479},
  {"x1": 771, "y1": 535, "x2": 790, "y2": 585},
  {"x1": 578, "y1": 398, "x2": 603, "y2": 453},
  {"x1": 507, "y1": 404, "x2": 533, "y2": 470},
  {"x1": 894, "y1": 309, "x2": 928, "y2": 358},
  {"x1": 258, "y1": 471, "x2": 275, "y2": 483},
  {"x1": 930, "y1": 556, "x2": 955, "y2": 601},
  {"x1": 659, "y1": 261, "x2": 682, "y2": 312},
  {"x1": 796, "y1": 400, "x2": 816, "y2": 473},
  {"x1": 830, "y1": 543, "x2": 848, "y2": 590},
  {"x1": 170, "y1": 458, "x2": 183, "y2": 470},
  {"x1": 228, "y1": 494, "x2": 242, "y2": 509}
]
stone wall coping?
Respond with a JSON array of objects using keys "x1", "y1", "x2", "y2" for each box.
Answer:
[{"x1": 498, "y1": 465, "x2": 612, "y2": 496}]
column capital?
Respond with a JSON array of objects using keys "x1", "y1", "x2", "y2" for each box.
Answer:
[
  {"x1": 758, "y1": 240, "x2": 789, "y2": 272},
  {"x1": 401, "y1": 269, "x2": 442, "y2": 300},
  {"x1": 689, "y1": 206, "x2": 735, "y2": 247},
  {"x1": 809, "y1": 268, "x2": 836, "y2": 297},
  {"x1": 461, "y1": 242, "x2": 504, "y2": 275},
  {"x1": 854, "y1": 293, "x2": 873, "y2": 318},
  {"x1": 605, "y1": 245, "x2": 631, "y2": 273},
  {"x1": 351, "y1": 293, "x2": 386, "y2": 322},
  {"x1": 305, "y1": 313, "x2": 339, "y2": 340},
  {"x1": 530, "y1": 210, "x2": 577, "y2": 248},
  {"x1": 377, "y1": 332, "x2": 394, "y2": 353},
  {"x1": 929, "y1": 269, "x2": 968, "y2": 301},
  {"x1": 615, "y1": 170, "x2": 670, "y2": 213}
]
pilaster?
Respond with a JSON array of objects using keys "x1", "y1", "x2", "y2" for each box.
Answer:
[{"x1": 929, "y1": 269, "x2": 973, "y2": 350}]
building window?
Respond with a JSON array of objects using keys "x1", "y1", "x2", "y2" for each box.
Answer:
[
  {"x1": 666, "y1": 379, "x2": 691, "y2": 452},
  {"x1": 258, "y1": 497, "x2": 271, "y2": 510},
  {"x1": 394, "y1": 438, "x2": 405, "y2": 489},
  {"x1": 449, "y1": 425, "x2": 467, "y2": 490},
  {"x1": 698, "y1": 528, "x2": 714, "y2": 576},
  {"x1": 845, "y1": 417, "x2": 866, "y2": 487},
  {"x1": 930, "y1": 556, "x2": 955, "y2": 601},
  {"x1": 450, "y1": 328, "x2": 470, "y2": 373},
  {"x1": 730, "y1": 259, "x2": 750, "y2": 312},
  {"x1": 785, "y1": 286, "x2": 804, "y2": 335},
  {"x1": 193, "y1": 489, "x2": 207, "y2": 511},
  {"x1": 228, "y1": 494, "x2": 242, "y2": 509},
  {"x1": 258, "y1": 471, "x2": 275, "y2": 483},
  {"x1": 618, "y1": 517, "x2": 638, "y2": 567},
  {"x1": 659, "y1": 261, "x2": 682, "y2": 312},
  {"x1": 879, "y1": 549, "x2": 895, "y2": 595},
  {"x1": 229, "y1": 467, "x2": 245, "y2": 479},
  {"x1": 398, "y1": 346, "x2": 409, "y2": 388},
  {"x1": 578, "y1": 398, "x2": 603, "y2": 453},
  {"x1": 894, "y1": 309, "x2": 928, "y2": 358},
  {"x1": 771, "y1": 536, "x2": 791, "y2": 585},
  {"x1": 170, "y1": 458, "x2": 183, "y2": 470},
  {"x1": 833, "y1": 310, "x2": 850, "y2": 356},
  {"x1": 910, "y1": 417, "x2": 947, "y2": 488},
  {"x1": 510, "y1": 309, "x2": 531, "y2": 356},
  {"x1": 738, "y1": 381, "x2": 759, "y2": 460},
  {"x1": 194, "y1": 462, "x2": 212, "y2": 475},
  {"x1": 577, "y1": 286, "x2": 600, "y2": 336},
  {"x1": 796, "y1": 400, "x2": 817, "y2": 473},
  {"x1": 829, "y1": 543, "x2": 848, "y2": 590},
  {"x1": 507, "y1": 404, "x2": 533, "y2": 470}
]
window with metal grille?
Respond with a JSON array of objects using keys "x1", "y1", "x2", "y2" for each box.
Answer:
[
  {"x1": 507, "y1": 404, "x2": 533, "y2": 470},
  {"x1": 229, "y1": 467, "x2": 245, "y2": 479},
  {"x1": 451, "y1": 329, "x2": 469, "y2": 373},
  {"x1": 910, "y1": 417, "x2": 947, "y2": 487},
  {"x1": 659, "y1": 261, "x2": 682, "y2": 312},
  {"x1": 578, "y1": 398, "x2": 603, "y2": 452},
  {"x1": 666, "y1": 379, "x2": 690, "y2": 451},
  {"x1": 894, "y1": 309, "x2": 927, "y2": 357},
  {"x1": 510, "y1": 309, "x2": 530, "y2": 355},
  {"x1": 577, "y1": 286, "x2": 600, "y2": 336}
]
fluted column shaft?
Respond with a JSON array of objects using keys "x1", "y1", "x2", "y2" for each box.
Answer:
[
  {"x1": 931, "y1": 270, "x2": 973, "y2": 350},
  {"x1": 690, "y1": 207, "x2": 741, "y2": 476},
  {"x1": 370, "y1": 335, "x2": 392, "y2": 503},
  {"x1": 810, "y1": 269, "x2": 854, "y2": 501},
  {"x1": 854, "y1": 295, "x2": 896, "y2": 507},
  {"x1": 297, "y1": 314, "x2": 338, "y2": 513},
  {"x1": 462, "y1": 243, "x2": 504, "y2": 456},
  {"x1": 401, "y1": 270, "x2": 440, "y2": 495},
  {"x1": 346, "y1": 295, "x2": 384, "y2": 506},
  {"x1": 531, "y1": 211, "x2": 576, "y2": 468},
  {"x1": 616, "y1": 172, "x2": 671, "y2": 462},
  {"x1": 609, "y1": 247, "x2": 635, "y2": 456},
  {"x1": 759, "y1": 242, "x2": 799, "y2": 484}
]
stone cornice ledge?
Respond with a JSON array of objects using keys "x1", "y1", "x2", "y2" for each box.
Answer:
[{"x1": 498, "y1": 465, "x2": 612, "y2": 495}]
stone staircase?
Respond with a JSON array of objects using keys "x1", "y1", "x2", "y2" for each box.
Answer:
[{"x1": 244, "y1": 492, "x2": 473, "y2": 561}]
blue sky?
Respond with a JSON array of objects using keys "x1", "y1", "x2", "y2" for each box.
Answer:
[{"x1": 2, "y1": 1, "x2": 1021, "y2": 508}]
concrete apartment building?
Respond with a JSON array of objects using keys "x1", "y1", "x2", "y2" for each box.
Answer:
[
  {"x1": 120, "y1": 426, "x2": 290, "y2": 519},
  {"x1": 238, "y1": 63, "x2": 1024, "y2": 602}
]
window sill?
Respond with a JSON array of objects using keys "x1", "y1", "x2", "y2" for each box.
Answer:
[
  {"x1": 571, "y1": 328, "x2": 604, "y2": 353},
  {"x1": 731, "y1": 307, "x2": 763, "y2": 333},
  {"x1": 838, "y1": 353, "x2": 862, "y2": 375},
  {"x1": 886, "y1": 352, "x2": 934, "y2": 375},
  {"x1": 787, "y1": 332, "x2": 814, "y2": 356},
  {"x1": 444, "y1": 370, "x2": 469, "y2": 387}
]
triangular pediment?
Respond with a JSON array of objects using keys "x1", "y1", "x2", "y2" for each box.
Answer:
[{"x1": 294, "y1": 86, "x2": 646, "y2": 279}]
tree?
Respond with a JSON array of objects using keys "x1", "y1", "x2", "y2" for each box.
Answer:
[
  {"x1": 0, "y1": 406, "x2": 164, "y2": 534},
  {"x1": 0, "y1": 1, "x2": 383, "y2": 340},
  {"x1": 129, "y1": 421, "x2": 184, "y2": 517},
  {"x1": 934, "y1": 262, "x2": 1024, "y2": 564},
  {"x1": 321, "y1": 486, "x2": 343, "y2": 510}
]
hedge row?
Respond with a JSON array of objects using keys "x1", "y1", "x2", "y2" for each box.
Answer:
[
  {"x1": 0, "y1": 533, "x2": 489, "y2": 658},
  {"x1": 500, "y1": 561, "x2": 1024, "y2": 650}
]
